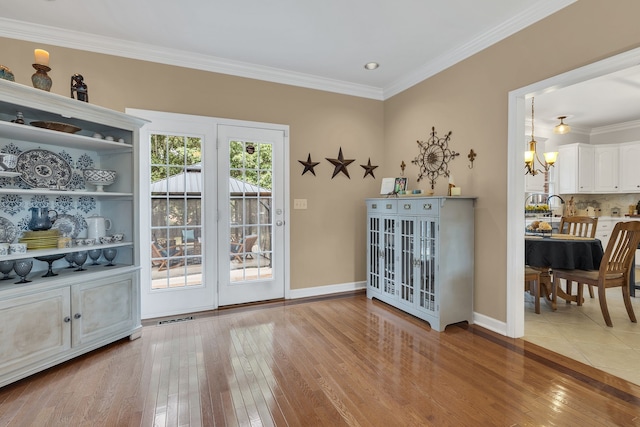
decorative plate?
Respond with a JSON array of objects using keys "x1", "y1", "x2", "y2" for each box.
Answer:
[
  {"x1": 0, "y1": 216, "x2": 17, "y2": 243},
  {"x1": 52, "y1": 214, "x2": 80, "y2": 238},
  {"x1": 30, "y1": 121, "x2": 81, "y2": 134},
  {"x1": 16, "y1": 149, "x2": 73, "y2": 188}
]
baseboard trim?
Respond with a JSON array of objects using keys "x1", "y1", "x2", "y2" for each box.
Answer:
[
  {"x1": 473, "y1": 311, "x2": 507, "y2": 335},
  {"x1": 289, "y1": 281, "x2": 367, "y2": 299}
]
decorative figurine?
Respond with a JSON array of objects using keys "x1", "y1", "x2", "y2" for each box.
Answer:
[{"x1": 71, "y1": 73, "x2": 89, "y2": 102}]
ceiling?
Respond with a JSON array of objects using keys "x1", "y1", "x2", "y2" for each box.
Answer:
[
  {"x1": 1, "y1": 0, "x2": 638, "y2": 132},
  {"x1": 0, "y1": 0, "x2": 573, "y2": 100}
]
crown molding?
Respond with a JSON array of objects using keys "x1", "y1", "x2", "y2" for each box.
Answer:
[
  {"x1": 383, "y1": 0, "x2": 577, "y2": 99},
  {"x1": 0, "y1": 1, "x2": 575, "y2": 101},
  {"x1": 590, "y1": 118, "x2": 640, "y2": 136},
  {"x1": 0, "y1": 17, "x2": 385, "y2": 100}
]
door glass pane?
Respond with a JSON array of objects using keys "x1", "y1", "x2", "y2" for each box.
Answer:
[
  {"x1": 150, "y1": 134, "x2": 203, "y2": 290},
  {"x1": 229, "y1": 140, "x2": 273, "y2": 282}
]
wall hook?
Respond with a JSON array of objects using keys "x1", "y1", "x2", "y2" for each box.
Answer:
[{"x1": 467, "y1": 149, "x2": 477, "y2": 169}]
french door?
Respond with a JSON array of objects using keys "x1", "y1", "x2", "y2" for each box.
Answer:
[{"x1": 217, "y1": 124, "x2": 287, "y2": 306}]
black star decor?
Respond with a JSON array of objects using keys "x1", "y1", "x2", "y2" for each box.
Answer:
[
  {"x1": 326, "y1": 147, "x2": 355, "y2": 179},
  {"x1": 298, "y1": 153, "x2": 320, "y2": 176},
  {"x1": 360, "y1": 158, "x2": 378, "y2": 178}
]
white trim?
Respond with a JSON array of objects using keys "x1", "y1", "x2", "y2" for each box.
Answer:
[
  {"x1": 289, "y1": 281, "x2": 366, "y2": 300},
  {"x1": 473, "y1": 312, "x2": 507, "y2": 336},
  {"x1": 0, "y1": 0, "x2": 575, "y2": 101},
  {"x1": 507, "y1": 46, "x2": 640, "y2": 338}
]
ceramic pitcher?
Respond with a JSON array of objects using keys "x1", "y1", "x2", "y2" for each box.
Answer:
[
  {"x1": 86, "y1": 214, "x2": 112, "y2": 239},
  {"x1": 28, "y1": 207, "x2": 57, "y2": 231}
]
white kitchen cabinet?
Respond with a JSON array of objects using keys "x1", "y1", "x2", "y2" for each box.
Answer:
[
  {"x1": 366, "y1": 197, "x2": 475, "y2": 332},
  {"x1": 594, "y1": 218, "x2": 615, "y2": 251},
  {"x1": 594, "y1": 145, "x2": 619, "y2": 192},
  {"x1": 619, "y1": 142, "x2": 640, "y2": 192},
  {"x1": 0, "y1": 79, "x2": 145, "y2": 387},
  {"x1": 557, "y1": 143, "x2": 594, "y2": 194}
]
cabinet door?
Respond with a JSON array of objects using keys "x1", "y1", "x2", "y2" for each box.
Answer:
[
  {"x1": 594, "y1": 145, "x2": 619, "y2": 192},
  {"x1": 416, "y1": 217, "x2": 438, "y2": 315},
  {"x1": 557, "y1": 145, "x2": 578, "y2": 194},
  {"x1": 619, "y1": 143, "x2": 640, "y2": 192},
  {"x1": 71, "y1": 274, "x2": 137, "y2": 347},
  {"x1": 577, "y1": 144, "x2": 594, "y2": 193},
  {"x1": 380, "y1": 216, "x2": 397, "y2": 299},
  {"x1": 367, "y1": 215, "x2": 382, "y2": 295},
  {"x1": 398, "y1": 218, "x2": 415, "y2": 307},
  {"x1": 0, "y1": 288, "x2": 71, "y2": 377}
]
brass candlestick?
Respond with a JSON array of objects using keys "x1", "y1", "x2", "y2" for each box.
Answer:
[{"x1": 31, "y1": 64, "x2": 52, "y2": 91}]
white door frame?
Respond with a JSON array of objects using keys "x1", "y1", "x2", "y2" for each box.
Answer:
[
  {"x1": 506, "y1": 47, "x2": 640, "y2": 337},
  {"x1": 128, "y1": 110, "x2": 290, "y2": 319},
  {"x1": 216, "y1": 121, "x2": 289, "y2": 305}
]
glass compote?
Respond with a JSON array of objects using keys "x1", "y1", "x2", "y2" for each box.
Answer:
[
  {"x1": 14, "y1": 259, "x2": 33, "y2": 284},
  {"x1": 103, "y1": 248, "x2": 117, "y2": 267},
  {"x1": 73, "y1": 251, "x2": 88, "y2": 271},
  {"x1": 64, "y1": 252, "x2": 76, "y2": 268},
  {"x1": 35, "y1": 254, "x2": 66, "y2": 277},
  {"x1": 88, "y1": 249, "x2": 102, "y2": 265},
  {"x1": 0, "y1": 260, "x2": 14, "y2": 280}
]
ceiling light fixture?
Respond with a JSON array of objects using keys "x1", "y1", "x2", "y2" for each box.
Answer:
[
  {"x1": 553, "y1": 116, "x2": 571, "y2": 134},
  {"x1": 364, "y1": 62, "x2": 379, "y2": 70},
  {"x1": 525, "y1": 97, "x2": 558, "y2": 176}
]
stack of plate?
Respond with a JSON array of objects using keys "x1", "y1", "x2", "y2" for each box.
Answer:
[{"x1": 19, "y1": 229, "x2": 60, "y2": 249}]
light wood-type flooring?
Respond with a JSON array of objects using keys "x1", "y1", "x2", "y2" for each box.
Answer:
[{"x1": 1, "y1": 291, "x2": 640, "y2": 426}]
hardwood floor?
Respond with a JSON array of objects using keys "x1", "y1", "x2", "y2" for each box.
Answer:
[{"x1": 1, "y1": 291, "x2": 640, "y2": 426}]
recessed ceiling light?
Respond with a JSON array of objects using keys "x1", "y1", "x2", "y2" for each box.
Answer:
[{"x1": 364, "y1": 62, "x2": 379, "y2": 70}]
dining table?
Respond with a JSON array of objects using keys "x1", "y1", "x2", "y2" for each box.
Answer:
[{"x1": 525, "y1": 233, "x2": 605, "y2": 309}]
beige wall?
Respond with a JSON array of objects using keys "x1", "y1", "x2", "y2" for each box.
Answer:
[
  {"x1": 0, "y1": 38, "x2": 384, "y2": 291},
  {"x1": 3, "y1": 0, "x2": 640, "y2": 321},
  {"x1": 384, "y1": 0, "x2": 640, "y2": 321}
]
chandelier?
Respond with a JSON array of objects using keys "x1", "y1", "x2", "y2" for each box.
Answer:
[{"x1": 525, "y1": 97, "x2": 558, "y2": 176}]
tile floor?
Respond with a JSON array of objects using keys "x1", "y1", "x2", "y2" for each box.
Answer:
[{"x1": 524, "y1": 280, "x2": 640, "y2": 386}]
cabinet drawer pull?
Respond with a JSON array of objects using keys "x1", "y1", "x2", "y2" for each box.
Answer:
[
  {"x1": 64, "y1": 316, "x2": 71, "y2": 323},
  {"x1": 74, "y1": 313, "x2": 82, "y2": 319},
  {"x1": 423, "y1": 204, "x2": 432, "y2": 210},
  {"x1": 372, "y1": 204, "x2": 377, "y2": 209},
  {"x1": 385, "y1": 204, "x2": 393, "y2": 209},
  {"x1": 404, "y1": 204, "x2": 411, "y2": 210}
]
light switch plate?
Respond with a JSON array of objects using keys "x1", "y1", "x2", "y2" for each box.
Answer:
[{"x1": 294, "y1": 199, "x2": 307, "y2": 210}]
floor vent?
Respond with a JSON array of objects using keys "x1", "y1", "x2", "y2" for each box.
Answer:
[{"x1": 157, "y1": 316, "x2": 194, "y2": 325}]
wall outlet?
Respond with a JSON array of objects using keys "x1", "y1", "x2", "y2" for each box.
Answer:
[{"x1": 294, "y1": 199, "x2": 308, "y2": 210}]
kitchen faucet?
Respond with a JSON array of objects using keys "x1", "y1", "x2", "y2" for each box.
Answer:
[{"x1": 546, "y1": 194, "x2": 565, "y2": 217}]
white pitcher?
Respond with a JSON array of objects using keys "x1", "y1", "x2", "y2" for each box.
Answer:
[{"x1": 86, "y1": 214, "x2": 112, "y2": 239}]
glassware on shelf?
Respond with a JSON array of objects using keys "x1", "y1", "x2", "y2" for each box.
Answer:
[
  {"x1": 73, "y1": 251, "x2": 88, "y2": 271},
  {"x1": 64, "y1": 252, "x2": 76, "y2": 268},
  {"x1": 0, "y1": 260, "x2": 14, "y2": 280},
  {"x1": 14, "y1": 259, "x2": 33, "y2": 284},
  {"x1": 88, "y1": 249, "x2": 102, "y2": 265},
  {"x1": 103, "y1": 248, "x2": 117, "y2": 267},
  {"x1": 35, "y1": 254, "x2": 66, "y2": 277}
]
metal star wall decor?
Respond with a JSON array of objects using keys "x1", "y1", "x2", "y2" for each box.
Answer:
[
  {"x1": 411, "y1": 126, "x2": 459, "y2": 189},
  {"x1": 298, "y1": 153, "x2": 320, "y2": 176},
  {"x1": 360, "y1": 158, "x2": 378, "y2": 178},
  {"x1": 326, "y1": 147, "x2": 355, "y2": 179}
]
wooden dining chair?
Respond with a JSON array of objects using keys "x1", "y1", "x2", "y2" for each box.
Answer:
[
  {"x1": 525, "y1": 266, "x2": 542, "y2": 314},
  {"x1": 558, "y1": 215, "x2": 599, "y2": 299},
  {"x1": 558, "y1": 215, "x2": 598, "y2": 238},
  {"x1": 151, "y1": 241, "x2": 184, "y2": 271},
  {"x1": 551, "y1": 221, "x2": 640, "y2": 327}
]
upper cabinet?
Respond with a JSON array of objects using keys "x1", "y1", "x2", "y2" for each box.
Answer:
[
  {"x1": 594, "y1": 145, "x2": 619, "y2": 192},
  {"x1": 557, "y1": 143, "x2": 594, "y2": 194},
  {"x1": 557, "y1": 141, "x2": 640, "y2": 194},
  {"x1": 619, "y1": 143, "x2": 640, "y2": 192}
]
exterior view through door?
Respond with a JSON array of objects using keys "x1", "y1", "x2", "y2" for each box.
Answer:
[{"x1": 217, "y1": 124, "x2": 287, "y2": 306}]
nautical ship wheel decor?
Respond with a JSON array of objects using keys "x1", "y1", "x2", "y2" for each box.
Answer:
[{"x1": 412, "y1": 126, "x2": 459, "y2": 189}]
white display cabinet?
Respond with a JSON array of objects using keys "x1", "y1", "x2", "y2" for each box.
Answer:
[
  {"x1": 366, "y1": 197, "x2": 475, "y2": 332},
  {"x1": 0, "y1": 79, "x2": 146, "y2": 387}
]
